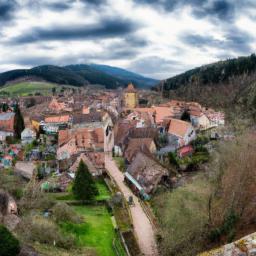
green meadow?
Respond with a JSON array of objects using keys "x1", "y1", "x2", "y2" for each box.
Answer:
[{"x1": 0, "y1": 81, "x2": 57, "y2": 96}]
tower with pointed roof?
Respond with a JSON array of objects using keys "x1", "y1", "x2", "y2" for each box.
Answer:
[{"x1": 123, "y1": 83, "x2": 138, "y2": 109}]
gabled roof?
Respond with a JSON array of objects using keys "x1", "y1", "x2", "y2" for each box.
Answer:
[
  {"x1": 127, "y1": 152, "x2": 167, "y2": 194},
  {"x1": 45, "y1": 115, "x2": 70, "y2": 123},
  {"x1": 154, "y1": 106, "x2": 174, "y2": 124},
  {"x1": 114, "y1": 120, "x2": 136, "y2": 145},
  {"x1": 125, "y1": 138, "x2": 155, "y2": 162},
  {"x1": 129, "y1": 127, "x2": 158, "y2": 139},
  {"x1": 168, "y1": 118, "x2": 192, "y2": 138},
  {"x1": 72, "y1": 112, "x2": 103, "y2": 124},
  {"x1": 58, "y1": 127, "x2": 104, "y2": 150}
]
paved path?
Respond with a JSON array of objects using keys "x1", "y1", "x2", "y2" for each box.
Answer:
[{"x1": 105, "y1": 155, "x2": 158, "y2": 256}]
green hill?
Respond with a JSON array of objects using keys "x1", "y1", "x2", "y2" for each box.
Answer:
[
  {"x1": 0, "y1": 64, "x2": 157, "y2": 89},
  {"x1": 64, "y1": 64, "x2": 125, "y2": 89}
]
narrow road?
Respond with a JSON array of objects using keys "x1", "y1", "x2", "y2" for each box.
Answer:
[{"x1": 105, "y1": 155, "x2": 158, "y2": 256}]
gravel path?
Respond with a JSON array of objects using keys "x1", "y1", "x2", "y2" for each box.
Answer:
[{"x1": 105, "y1": 155, "x2": 159, "y2": 256}]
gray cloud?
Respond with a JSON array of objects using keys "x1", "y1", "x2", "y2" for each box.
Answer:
[
  {"x1": 192, "y1": 0, "x2": 234, "y2": 21},
  {"x1": 0, "y1": 0, "x2": 17, "y2": 21},
  {"x1": 129, "y1": 56, "x2": 186, "y2": 79},
  {"x1": 46, "y1": 2, "x2": 72, "y2": 11},
  {"x1": 135, "y1": 0, "x2": 238, "y2": 23},
  {"x1": 181, "y1": 26, "x2": 253, "y2": 54},
  {"x1": 0, "y1": 0, "x2": 256, "y2": 79},
  {"x1": 9, "y1": 17, "x2": 138, "y2": 44},
  {"x1": 80, "y1": 0, "x2": 107, "y2": 5}
]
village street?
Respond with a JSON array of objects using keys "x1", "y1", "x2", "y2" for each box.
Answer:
[{"x1": 105, "y1": 154, "x2": 158, "y2": 256}]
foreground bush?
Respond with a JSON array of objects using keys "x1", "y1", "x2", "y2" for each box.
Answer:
[
  {"x1": 52, "y1": 202, "x2": 83, "y2": 224},
  {"x1": 0, "y1": 224, "x2": 20, "y2": 256},
  {"x1": 152, "y1": 175, "x2": 210, "y2": 256},
  {"x1": 17, "y1": 215, "x2": 75, "y2": 249}
]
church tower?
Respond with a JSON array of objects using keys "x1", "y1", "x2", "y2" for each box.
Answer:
[{"x1": 123, "y1": 83, "x2": 138, "y2": 109}]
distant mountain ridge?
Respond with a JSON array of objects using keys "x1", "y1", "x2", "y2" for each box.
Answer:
[
  {"x1": 0, "y1": 64, "x2": 158, "y2": 89},
  {"x1": 89, "y1": 64, "x2": 158, "y2": 88}
]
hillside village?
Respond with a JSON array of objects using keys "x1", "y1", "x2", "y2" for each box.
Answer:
[{"x1": 0, "y1": 82, "x2": 230, "y2": 256}]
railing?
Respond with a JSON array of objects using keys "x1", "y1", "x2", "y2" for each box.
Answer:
[{"x1": 140, "y1": 199, "x2": 159, "y2": 231}]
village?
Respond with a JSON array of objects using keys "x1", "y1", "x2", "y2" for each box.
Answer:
[{"x1": 0, "y1": 83, "x2": 227, "y2": 256}]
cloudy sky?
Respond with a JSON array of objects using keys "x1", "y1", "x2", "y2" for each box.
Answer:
[{"x1": 1, "y1": 0, "x2": 256, "y2": 79}]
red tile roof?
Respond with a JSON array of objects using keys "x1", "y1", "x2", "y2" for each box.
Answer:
[
  {"x1": 168, "y1": 118, "x2": 192, "y2": 138},
  {"x1": 45, "y1": 115, "x2": 70, "y2": 123}
]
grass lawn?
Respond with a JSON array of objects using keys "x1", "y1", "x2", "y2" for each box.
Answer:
[
  {"x1": 60, "y1": 205, "x2": 115, "y2": 256},
  {"x1": 0, "y1": 81, "x2": 57, "y2": 96},
  {"x1": 113, "y1": 157, "x2": 126, "y2": 172}
]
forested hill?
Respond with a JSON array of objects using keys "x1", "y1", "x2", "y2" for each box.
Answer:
[
  {"x1": 158, "y1": 54, "x2": 256, "y2": 91},
  {"x1": 156, "y1": 54, "x2": 256, "y2": 117},
  {"x1": 0, "y1": 64, "x2": 157, "y2": 89},
  {"x1": 89, "y1": 64, "x2": 158, "y2": 88}
]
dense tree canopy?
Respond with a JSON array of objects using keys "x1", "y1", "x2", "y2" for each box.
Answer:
[{"x1": 161, "y1": 54, "x2": 256, "y2": 92}]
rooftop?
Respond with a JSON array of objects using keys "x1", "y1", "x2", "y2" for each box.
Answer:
[
  {"x1": 168, "y1": 118, "x2": 192, "y2": 138},
  {"x1": 0, "y1": 112, "x2": 15, "y2": 121}
]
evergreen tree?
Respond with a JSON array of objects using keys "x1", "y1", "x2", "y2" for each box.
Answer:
[
  {"x1": 14, "y1": 105, "x2": 25, "y2": 139},
  {"x1": 52, "y1": 87, "x2": 56, "y2": 95},
  {"x1": 181, "y1": 110, "x2": 190, "y2": 121},
  {"x1": 72, "y1": 160, "x2": 98, "y2": 201}
]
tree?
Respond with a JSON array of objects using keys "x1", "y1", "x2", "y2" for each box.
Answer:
[
  {"x1": 13, "y1": 105, "x2": 25, "y2": 139},
  {"x1": 52, "y1": 87, "x2": 56, "y2": 95},
  {"x1": 209, "y1": 133, "x2": 256, "y2": 243},
  {"x1": 181, "y1": 110, "x2": 190, "y2": 121},
  {"x1": 1, "y1": 103, "x2": 9, "y2": 112},
  {"x1": 72, "y1": 160, "x2": 98, "y2": 201},
  {"x1": 0, "y1": 224, "x2": 20, "y2": 256}
]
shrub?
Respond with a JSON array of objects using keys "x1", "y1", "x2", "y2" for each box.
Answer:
[
  {"x1": 19, "y1": 185, "x2": 55, "y2": 213},
  {"x1": 17, "y1": 215, "x2": 75, "y2": 249},
  {"x1": 114, "y1": 157, "x2": 126, "y2": 172},
  {"x1": 193, "y1": 135, "x2": 209, "y2": 147},
  {"x1": 12, "y1": 188, "x2": 23, "y2": 200},
  {"x1": 168, "y1": 152, "x2": 179, "y2": 167},
  {"x1": 52, "y1": 202, "x2": 83, "y2": 224},
  {"x1": 0, "y1": 224, "x2": 20, "y2": 256},
  {"x1": 209, "y1": 211, "x2": 239, "y2": 243}
]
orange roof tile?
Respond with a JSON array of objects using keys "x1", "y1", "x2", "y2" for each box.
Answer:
[
  {"x1": 134, "y1": 108, "x2": 155, "y2": 114},
  {"x1": 168, "y1": 118, "x2": 192, "y2": 138},
  {"x1": 153, "y1": 106, "x2": 174, "y2": 124},
  {"x1": 45, "y1": 115, "x2": 70, "y2": 123}
]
